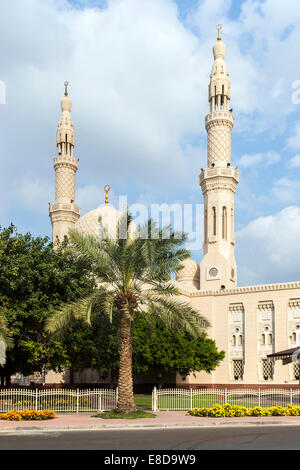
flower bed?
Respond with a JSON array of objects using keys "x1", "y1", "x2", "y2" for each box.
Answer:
[
  {"x1": 0, "y1": 409, "x2": 56, "y2": 421},
  {"x1": 187, "y1": 403, "x2": 300, "y2": 417}
]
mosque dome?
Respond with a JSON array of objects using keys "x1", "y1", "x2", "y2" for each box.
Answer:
[
  {"x1": 75, "y1": 204, "x2": 137, "y2": 240},
  {"x1": 176, "y1": 257, "x2": 200, "y2": 290}
]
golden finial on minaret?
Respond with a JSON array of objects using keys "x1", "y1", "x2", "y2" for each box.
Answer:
[
  {"x1": 216, "y1": 24, "x2": 222, "y2": 41},
  {"x1": 64, "y1": 81, "x2": 69, "y2": 96},
  {"x1": 104, "y1": 185, "x2": 111, "y2": 205}
]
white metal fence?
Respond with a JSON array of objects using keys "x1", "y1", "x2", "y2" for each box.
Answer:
[
  {"x1": 152, "y1": 388, "x2": 300, "y2": 411},
  {"x1": 0, "y1": 388, "x2": 118, "y2": 413}
]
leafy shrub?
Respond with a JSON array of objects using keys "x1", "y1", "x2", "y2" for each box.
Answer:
[
  {"x1": 0, "y1": 409, "x2": 56, "y2": 421},
  {"x1": 187, "y1": 403, "x2": 300, "y2": 418}
]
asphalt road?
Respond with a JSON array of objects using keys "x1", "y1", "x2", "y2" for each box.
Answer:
[{"x1": 1, "y1": 425, "x2": 300, "y2": 450}]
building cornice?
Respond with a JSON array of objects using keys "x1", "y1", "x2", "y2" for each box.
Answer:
[{"x1": 175, "y1": 281, "x2": 300, "y2": 298}]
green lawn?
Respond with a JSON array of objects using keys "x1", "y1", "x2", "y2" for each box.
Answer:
[
  {"x1": 93, "y1": 409, "x2": 156, "y2": 419},
  {"x1": 134, "y1": 395, "x2": 152, "y2": 409},
  {"x1": 134, "y1": 393, "x2": 292, "y2": 410}
]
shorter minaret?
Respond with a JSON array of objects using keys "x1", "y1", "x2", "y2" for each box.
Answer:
[
  {"x1": 199, "y1": 26, "x2": 239, "y2": 290},
  {"x1": 49, "y1": 82, "x2": 80, "y2": 243}
]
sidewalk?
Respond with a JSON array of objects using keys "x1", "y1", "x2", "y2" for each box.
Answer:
[{"x1": 2, "y1": 411, "x2": 300, "y2": 433}]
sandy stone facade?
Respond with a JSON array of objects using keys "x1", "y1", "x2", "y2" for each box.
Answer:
[
  {"x1": 175, "y1": 31, "x2": 300, "y2": 387},
  {"x1": 37, "y1": 31, "x2": 300, "y2": 389}
]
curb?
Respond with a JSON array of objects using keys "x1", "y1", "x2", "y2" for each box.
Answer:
[{"x1": 1, "y1": 420, "x2": 300, "y2": 434}]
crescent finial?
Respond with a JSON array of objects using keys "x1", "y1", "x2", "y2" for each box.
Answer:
[
  {"x1": 64, "y1": 81, "x2": 69, "y2": 96},
  {"x1": 104, "y1": 185, "x2": 111, "y2": 205}
]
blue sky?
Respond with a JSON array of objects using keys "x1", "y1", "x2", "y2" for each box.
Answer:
[{"x1": 1, "y1": 0, "x2": 300, "y2": 286}]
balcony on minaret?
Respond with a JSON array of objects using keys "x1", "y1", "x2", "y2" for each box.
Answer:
[{"x1": 199, "y1": 167, "x2": 239, "y2": 187}]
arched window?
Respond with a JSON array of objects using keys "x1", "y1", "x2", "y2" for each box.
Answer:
[
  {"x1": 222, "y1": 206, "x2": 227, "y2": 240},
  {"x1": 238, "y1": 335, "x2": 243, "y2": 346},
  {"x1": 212, "y1": 207, "x2": 216, "y2": 236},
  {"x1": 268, "y1": 333, "x2": 273, "y2": 345},
  {"x1": 65, "y1": 134, "x2": 69, "y2": 156},
  {"x1": 232, "y1": 335, "x2": 236, "y2": 346},
  {"x1": 221, "y1": 85, "x2": 225, "y2": 109},
  {"x1": 215, "y1": 86, "x2": 217, "y2": 109},
  {"x1": 261, "y1": 334, "x2": 265, "y2": 345},
  {"x1": 292, "y1": 332, "x2": 297, "y2": 343},
  {"x1": 204, "y1": 209, "x2": 208, "y2": 243}
]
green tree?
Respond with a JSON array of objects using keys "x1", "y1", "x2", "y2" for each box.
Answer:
[
  {"x1": 46, "y1": 215, "x2": 209, "y2": 413},
  {"x1": 0, "y1": 224, "x2": 94, "y2": 384},
  {"x1": 64, "y1": 311, "x2": 224, "y2": 386},
  {"x1": 132, "y1": 312, "x2": 225, "y2": 383}
]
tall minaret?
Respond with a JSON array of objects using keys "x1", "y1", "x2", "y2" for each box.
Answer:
[
  {"x1": 199, "y1": 26, "x2": 239, "y2": 290},
  {"x1": 49, "y1": 82, "x2": 80, "y2": 243}
]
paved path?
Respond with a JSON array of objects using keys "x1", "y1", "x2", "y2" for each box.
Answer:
[
  {"x1": 2, "y1": 426, "x2": 300, "y2": 450},
  {"x1": 2, "y1": 411, "x2": 300, "y2": 433}
]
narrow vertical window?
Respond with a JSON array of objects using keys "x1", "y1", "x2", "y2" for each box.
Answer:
[
  {"x1": 215, "y1": 86, "x2": 217, "y2": 110},
  {"x1": 221, "y1": 85, "x2": 224, "y2": 109},
  {"x1": 204, "y1": 209, "x2": 208, "y2": 243},
  {"x1": 212, "y1": 207, "x2": 216, "y2": 236},
  {"x1": 222, "y1": 206, "x2": 227, "y2": 240},
  {"x1": 65, "y1": 134, "x2": 68, "y2": 155},
  {"x1": 268, "y1": 333, "x2": 272, "y2": 345}
]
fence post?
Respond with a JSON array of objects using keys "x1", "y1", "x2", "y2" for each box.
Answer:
[
  {"x1": 116, "y1": 387, "x2": 118, "y2": 407},
  {"x1": 35, "y1": 388, "x2": 38, "y2": 411},
  {"x1": 225, "y1": 388, "x2": 228, "y2": 404},
  {"x1": 258, "y1": 388, "x2": 261, "y2": 407},
  {"x1": 76, "y1": 388, "x2": 79, "y2": 413},
  {"x1": 190, "y1": 388, "x2": 193, "y2": 410},
  {"x1": 153, "y1": 387, "x2": 157, "y2": 412},
  {"x1": 290, "y1": 388, "x2": 293, "y2": 406},
  {"x1": 98, "y1": 391, "x2": 102, "y2": 412}
]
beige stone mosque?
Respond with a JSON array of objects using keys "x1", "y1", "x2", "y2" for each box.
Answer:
[{"x1": 14, "y1": 28, "x2": 300, "y2": 388}]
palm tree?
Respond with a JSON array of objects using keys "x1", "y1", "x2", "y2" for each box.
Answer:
[{"x1": 46, "y1": 215, "x2": 209, "y2": 413}]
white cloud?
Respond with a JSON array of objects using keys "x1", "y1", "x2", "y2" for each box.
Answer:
[
  {"x1": 239, "y1": 151, "x2": 280, "y2": 168},
  {"x1": 189, "y1": 0, "x2": 300, "y2": 134},
  {"x1": 271, "y1": 177, "x2": 300, "y2": 203},
  {"x1": 1, "y1": 0, "x2": 300, "y2": 242},
  {"x1": 0, "y1": 0, "x2": 206, "y2": 223},
  {"x1": 286, "y1": 122, "x2": 300, "y2": 149},
  {"x1": 236, "y1": 206, "x2": 300, "y2": 285},
  {"x1": 288, "y1": 154, "x2": 300, "y2": 168}
]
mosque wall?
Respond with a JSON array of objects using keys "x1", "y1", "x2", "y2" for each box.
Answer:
[{"x1": 179, "y1": 282, "x2": 300, "y2": 386}]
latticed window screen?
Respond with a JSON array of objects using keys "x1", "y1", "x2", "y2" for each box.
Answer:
[
  {"x1": 293, "y1": 363, "x2": 300, "y2": 380},
  {"x1": 233, "y1": 360, "x2": 243, "y2": 380},
  {"x1": 262, "y1": 359, "x2": 273, "y2": 380}
]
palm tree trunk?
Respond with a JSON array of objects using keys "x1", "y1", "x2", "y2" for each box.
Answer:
[{"x1": 117, "y1": 310, "x2": 136, "y2": 413}]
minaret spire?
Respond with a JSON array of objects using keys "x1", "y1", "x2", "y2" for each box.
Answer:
[
  {"x1": 199, "y1": 28, "x2": 239, "y2": 290},
  {"x1": 217, "y1": 24, "x2": 222, "y2": 41},
  {"x1": 49, "y1": 83, "x2": 80, "y2": 243}
]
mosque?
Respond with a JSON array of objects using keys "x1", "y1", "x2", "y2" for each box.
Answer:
[{"x1": 19, "y1": 28, "x2": 300, "y2": 388}]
